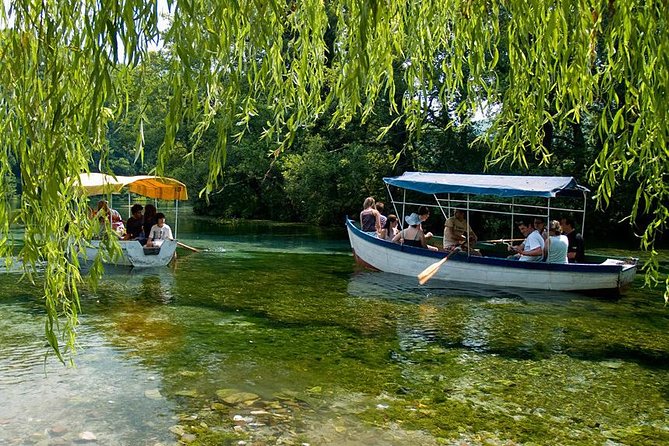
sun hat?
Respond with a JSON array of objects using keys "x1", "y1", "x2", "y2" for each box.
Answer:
[{"x1": 405, "y1": 213, "x2": 422, "y2": 226}]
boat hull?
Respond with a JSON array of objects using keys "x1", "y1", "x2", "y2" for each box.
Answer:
[
  {"x1": 346, "y1": 219, "x2": 637, "y2": 293},
  {"x1": 82, "y1": 239, "x2": 177, "y2": 268}
]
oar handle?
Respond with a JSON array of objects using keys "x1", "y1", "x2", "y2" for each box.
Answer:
[{"x1": 176, "y1": 241, "x2": 201, "y2": 253}]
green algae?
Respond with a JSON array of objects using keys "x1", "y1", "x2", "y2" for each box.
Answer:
[{"x1": 1, "y1": 221, "x2": 668, "y2": 445}]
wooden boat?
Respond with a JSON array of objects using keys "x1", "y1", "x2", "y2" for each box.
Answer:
[
  {"x1": 78, "y1": 173, "x2": 188, "y2": 268},
  {"x1": 347, "y1": 172, "x2": 638, "y2": 293},
  {"x1": 83, "y1": 239, "x2": 179, "y2": 268}
]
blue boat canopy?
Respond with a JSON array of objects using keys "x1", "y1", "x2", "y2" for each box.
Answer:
[{"x1": 383, "y1": 172, "x2": 589, "y2": 198}]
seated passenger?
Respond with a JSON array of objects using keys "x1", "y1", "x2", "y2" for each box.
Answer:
[
  {"x1": 143, "y1": 204, "x2": 158, "y2": 239},
  {"x1": 392, "y1": 213, "x2": 426, "y2": 248},
  {"x1": 146, "y1": 212, "x2": 174, "y2": 248},
  {"x1": 360, "y1": 196, "x2": 382, "y2": 234},
  {"x1": 123, "y1": 204, "x2": 145, "y2": 241},
  {"x1": 96, "y1": 199, "x2": 125, "y2": 236},
  {"x1": 545, "y1": 220, "x2": 568, "y2": 263},
  {"x1": 534, "y1": 217, "x2": 548, "y2": 240},
  {"x1": 417, "y1": 206, "x2": 434, "y2": 241},
  {"x1": 392, "y1": 213, "x2": 438, "y2": 251},
  {"x1": 443, "y1": 208, "x2": 477, "y2": 251},
  {"x1": 560, "y1": 216, "x2": 585, "y2": 263},
  {"x1": 375, "y1": 202, "x2": 387, "y2": 229},
  {"x1": 378, "y1": 214, "x2": 399, "y2": 241},
  {"x1": 508, "y1": 220, "x2": 544, "y2": 262}
]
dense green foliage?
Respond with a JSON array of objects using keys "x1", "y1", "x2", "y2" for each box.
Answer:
[{"x1": 1, "y1": 0, "x2": 668, "y2": 359}]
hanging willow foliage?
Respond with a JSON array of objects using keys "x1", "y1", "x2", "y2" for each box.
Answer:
[{"x1": 1, "y1": 0, "x2": 667, "y2": 359}]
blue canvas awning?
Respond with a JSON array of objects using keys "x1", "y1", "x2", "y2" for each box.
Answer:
[{"x1": 383, "y1": 172, "x2": 589, "y2": 198}]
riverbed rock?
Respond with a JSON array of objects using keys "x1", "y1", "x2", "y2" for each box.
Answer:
[
  {"x1": 145, "y1": 389, "x2": 163, "y2": 400},
  {"x1": 174, "y1": 389, "x2": 199, "y2": 398},
  {"x1": 77, "y1": 431, "x2": 97, "y2": 442},
  {"x1": 49, "y1": 425, "x2": 68, "y2": 436},
  {"x1": 215, "y1": 388, "x2": 238, "y2": 399},
  {"x1": 169, "y1": 425, "x2": 186, "y2": 436},
  {"x1": 222, "y1": 392, "x2": 260, "y2": 405},
  {"x1": 181, "y1": 433, "x2": 197, "y2": 443}
]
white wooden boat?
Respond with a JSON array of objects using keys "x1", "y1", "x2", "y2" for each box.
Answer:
[
  {"x1": 83, "y1": 239, "x2": 179, "y2": 268},
  {"x1": 347, "y1": 172, "x2": 638, "y2": 293},
  {"x1": 77, "y1": 173, "x2": 188, "y2": 268}
]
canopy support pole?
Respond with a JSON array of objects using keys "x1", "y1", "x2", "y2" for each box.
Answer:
[
  {"x1": 510, "y1": 198, "x2": 515, "y2": 239},
  {"x1": 400, "y1": 189, "x2": 407, "y2": 230},
  {"x1": 546, "y1": 197, "x2": 552, "y2": 260},
  {"x1": 387, "y1": 184, "x2": 401, "y2": 230},
  {"x1": 466, "y1": 194, "x2": 471, "y2": 256},
  {"x1": 128, "y1": 193, "x2": 131, "y2": 219},
  {"x1": 581, "y1": 192, "x2": 587, "y2": 234},
  {"x1": 175, "y1": 200, "x2": 179, "y2": 238}
]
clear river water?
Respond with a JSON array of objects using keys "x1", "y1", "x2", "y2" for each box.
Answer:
[{"x1": 0, "y1": 215, "x2": 668, "y2": 445}]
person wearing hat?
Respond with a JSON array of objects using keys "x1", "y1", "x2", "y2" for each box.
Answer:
[{"x1": 392, "y1": 213, "x2": 438, "y2": 251}]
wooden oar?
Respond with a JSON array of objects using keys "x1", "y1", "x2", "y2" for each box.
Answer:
[
  {"x1": 417, "y1": 249, "x2": 458, "y2": 285},
  {"x1": 176, "y1": 241, "x2": 201, "y2": 253},
  {"x1": 483, "y1": 238, "x2": 524, "y2": 244}
]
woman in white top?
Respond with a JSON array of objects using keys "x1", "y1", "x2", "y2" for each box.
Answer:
[
  {"x1": 545, "y1": 220, "x2": 568, "y2": 263},
  {"x1": 146, "y1": 212, "x2": 174, "y2": 247},
  {"x1": 378, "y1": 214, "x2": 399, "y2": 241}
]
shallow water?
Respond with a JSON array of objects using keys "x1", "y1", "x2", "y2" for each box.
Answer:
[{"x1": 0, "y1": 217, "x2": 668, "y2": 445}]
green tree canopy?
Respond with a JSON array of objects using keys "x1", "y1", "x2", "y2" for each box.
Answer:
[{"x1": 1, "y1": 0, "x2": 667, "y2": 359}]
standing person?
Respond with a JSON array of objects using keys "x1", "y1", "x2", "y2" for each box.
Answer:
[
  {"x1": 123, "y1": 204, "x2": 145, "y2": 241},
  {"x1": 443, "y1": 208, "x2": 477, "y2": 250},
  {"x1": 143, "y1": 203, "x2": 158, "y2": 239},
  {"x1": 508, "y1": 220, "x2": 544, "y2": 262},
  {"x1": 545, "y1": 220, "x2": 568, "y2": 263},
  {"x1": 146, "y1": 213, "x2": 174, "y2": 248},
  {"x1": 360, "y1": 196, "x2": 382, "y2": 234},
  {"x1": 560, "y1": 217, "x2": 585, "y2": 263},
  {"x1": 378, "y1": 214, "x2": 399, "y2": 241}
]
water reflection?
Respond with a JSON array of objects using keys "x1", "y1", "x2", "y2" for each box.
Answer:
[
  {"x1": 346, "y1": 270, "x2": 576, "y2": 305},
  {"x1": 97, "y1": 266, "x2": 177, "y2": 304},
  {"x1": 345, "y1": 270, "x2": 668, "y2": 364}
]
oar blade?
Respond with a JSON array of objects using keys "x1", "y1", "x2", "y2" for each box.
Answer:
[{"x1": 417, "y1": 256, "x2": 448, "y2": 285}]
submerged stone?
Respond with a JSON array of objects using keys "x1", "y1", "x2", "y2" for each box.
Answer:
[
  {"x1": 222, "y1": 392, "x2": 260, "y2": 405},
  {"x1": 174, "y1": 389, "x2": 199, "y2": 397},
  {"x1": 215, "y1": 388, "x2": 239, "y2": 399},
  {"x1": 181, "y1": 433, "x2": 197, "y2": 443},
  {"x1": 144, "y1": 389, "x2": 163, "y2": 400},
  {"x1": 49, "y1": 425, "x2": 68, "y2": 436},
  {"x1": 77, "y1": 431, "x2": 97, "y2": 442}
]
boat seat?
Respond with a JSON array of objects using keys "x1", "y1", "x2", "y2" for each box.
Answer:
[{"x1": 143, "y1": 246, "x2": 161, "y2": 256}]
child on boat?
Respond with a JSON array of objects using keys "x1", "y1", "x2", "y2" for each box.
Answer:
[{"x1": 146, "y1": 212, "x2": 174, "y2": 248}]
